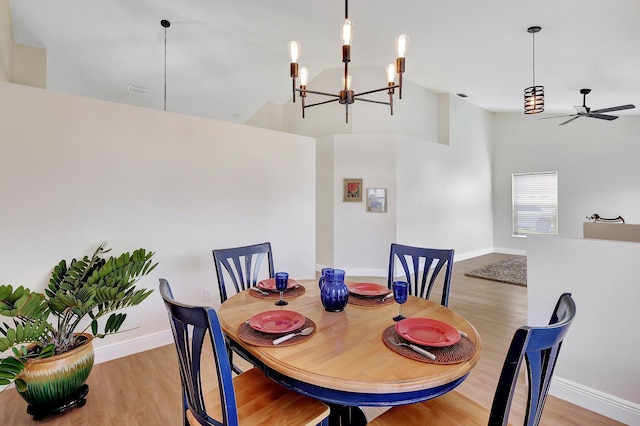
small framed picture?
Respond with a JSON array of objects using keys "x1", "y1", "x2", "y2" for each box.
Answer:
[
  {"x1": 343, "y1": 178, "x2": 363, "y2": 202},
  {"x1": 366, "y1": 188, "x2": 387, "y2": 213}
]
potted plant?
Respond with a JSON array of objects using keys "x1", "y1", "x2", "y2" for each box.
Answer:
[{"x1": 0, "y1": 242, "x2": 156, "y2": 418}]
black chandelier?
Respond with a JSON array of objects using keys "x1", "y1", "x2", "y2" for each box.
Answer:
[{"x1": 288, "y1": 0, "x2": 408, "y2": 123}]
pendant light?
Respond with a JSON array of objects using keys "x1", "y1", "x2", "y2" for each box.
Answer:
[{"x1": 524, "y1": 26, "x2": 544, "y2": 114}]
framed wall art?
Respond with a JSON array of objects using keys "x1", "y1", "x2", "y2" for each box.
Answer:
[
  {"x1": 343, "y1": 178, "x2": 363, "y2": 202},
  {"x1": 366, "y1": 188, "x2": 387, "y2": 213}
]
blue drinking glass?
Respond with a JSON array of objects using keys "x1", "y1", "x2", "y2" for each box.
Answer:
[
  {"x1": 274, "y1": 272, "x2": 289, "y2": 306},
  {"x1": 392, "y1": 281, "x2": 408, "y2": 321}
]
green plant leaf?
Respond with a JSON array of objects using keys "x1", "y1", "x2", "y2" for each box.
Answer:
[
  {"x1": 0, "y1": 337, "x2": 11, "y2": 351},
  {"x1": 15, "y1": 378, "x2": 27, "y2": 392},
  {"x1": 5, "y1": 328, "x2": 16, "y2": 346},
  {"x1": 0, "y1": 285, "x2": 13, "y2": 300},
  {"x1": 0, "y1": 357, "x2": 25, "y2": 375},
  {"x1": 39, "y1": 343, "x2": 55, "y2": 358}
]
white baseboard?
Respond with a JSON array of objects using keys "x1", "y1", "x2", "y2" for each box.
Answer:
[
  {"x1": 316, "y1": 248, "x2": 496, "y2": 279},
  {"x1": 492, "y1": 247, "x2": 527, "y2": 256},
  {"x1": 93, "y1": 329, "x2": 174, "y2": 365},
  {"x1": 551, "y1": 376, "x2": 640, "y2": 425},
  {"x1": 454, "y1": 248, "x2": 494, "y2": 262}
]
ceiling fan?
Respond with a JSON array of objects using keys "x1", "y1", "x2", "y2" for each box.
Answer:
[{"x1": 541, "y1": 89, "x2": 635, "y2": 126}]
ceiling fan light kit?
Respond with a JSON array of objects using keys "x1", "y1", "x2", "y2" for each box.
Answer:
[
  {"x1": 288, "y1": 0, "x2": 408, "y2": 123},
  {"x1": 524, "y1": 26, "x2": 544, "y2": 115}
]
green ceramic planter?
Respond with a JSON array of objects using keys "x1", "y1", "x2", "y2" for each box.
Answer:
[{"x1": 18, "y1": 334, "x2": 94, "y2": 407}]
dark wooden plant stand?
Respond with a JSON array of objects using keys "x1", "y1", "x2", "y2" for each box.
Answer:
[{"x1": 27, "y1": 384, "x2": 89, "y2": 421}]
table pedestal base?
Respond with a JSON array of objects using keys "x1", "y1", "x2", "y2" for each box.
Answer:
[{"x1": 328, "y1": 403, "x2": 367, "y2": 426}]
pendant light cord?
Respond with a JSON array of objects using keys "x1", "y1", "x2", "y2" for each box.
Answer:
[
  {"x1": 161, "y1": 20, "x2": 171, "y2": 112},
  {"x1": 163, "y1": 25, "x2": 167, "y2": 111},
  {"x1": 531, "y1": 30, "x2": 536, "y2": 87}
]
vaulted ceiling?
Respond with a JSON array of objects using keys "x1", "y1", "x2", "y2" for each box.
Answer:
[{"x1": 10, "y1": 0, "x2": 640, "y2": 124}]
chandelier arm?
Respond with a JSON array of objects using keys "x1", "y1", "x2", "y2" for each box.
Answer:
[
  {"x1": 304, "y1": 98, "x2": 341, "y2": 108},
  {"x1": 354, "y1": 98, "x2": 391, "y2": 106},
  {"x1": 353, "y1": 85, "x2": 399, "y2": 98},
  {"x1": 296, "y1": 88, "x2": 341, "y2": 98}
]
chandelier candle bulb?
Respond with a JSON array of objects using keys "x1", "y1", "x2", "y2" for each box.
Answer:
[
  {"x1": 288, "y1": 40, "x2": 300, "y2": 101},
  {"x1": 395, "y1": 34, "x2": 409, "y2": 58},
  {"x1": 343, "y1": 74, "x2": 352, "y2": 91},
  {"x1": 300, "y1": 67, "x2": 309, "y2": 87},
  {"x1": 288, "y1": 41, "x2": 300, "y2": 63},
  {"x1": 341, "y1": 19, "x2": 354, "y2": 46},
  {"x1": 386, "y1": 64, "x2": 395, "y2": 84}
]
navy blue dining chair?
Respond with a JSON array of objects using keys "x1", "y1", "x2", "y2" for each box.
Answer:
[
  {"x1": 212, "y1": 242, "x2": 274, "y2": 373},
  {"x1": 212, "y1": 242, "x2": 274, "y2": 303},
  {"x1": 369, "y1": 292, "x2": 577, "y2": 426},
  {"x1": 387, "y1": 243, "x2": 455, "y2": 307},
  {"x1": 159, "y1": 279, "x2": 330, "y2": 426}
]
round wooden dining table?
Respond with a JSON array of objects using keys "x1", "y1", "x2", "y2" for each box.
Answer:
[{"x1": 218, "y1": 280, "x2": 482, "y2": 425}]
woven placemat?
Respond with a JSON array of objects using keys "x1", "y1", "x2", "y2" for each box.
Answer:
[
  {"x1": 348, "y1": 293, "x2": 394, "y2": 307},
  {"x1": 248, "y1": 285, "x2": 306, "y2": 300},
  {"x1": 237, "y1": 317, "x2": 316, "y2": 347},
  {"x1": 382, "y1": 325, "x2": 476, "y2": 364}
]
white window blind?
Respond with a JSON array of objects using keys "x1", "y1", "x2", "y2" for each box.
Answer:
[{"x1": 512, "y1": 171, "x2": 558, "y2": 237}]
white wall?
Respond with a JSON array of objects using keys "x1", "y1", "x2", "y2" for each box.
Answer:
[
  {"x1": 396, "y1": 95, "x2": 494, "y2": 259},
  {"x1": 527, "y1": 236, "x2": 640, "y2": 424},
  {"x1": 315, "y1": 94, "x2": 494, "y2": 275},
  {"x1": 330, "y1": 133, "x2": 398, "y2": 276},
  {"x1": 492, "y1": 113, "x2": 640, "y2": 253},
  {"x1": 316, "y1": 135, "x2": 335, "y2": 267},
  {"x1": 0, "y1": 81, "x2": 317, "y2": 361}
]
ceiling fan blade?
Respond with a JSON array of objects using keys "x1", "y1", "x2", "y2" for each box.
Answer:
[
  {"x1": 538, "y1": 114, "x2": 578, "y2": 120},
  {"x1": 558, "y1": 116, "x2": 581, "y2": 126},
  {"x1": 590, "y1": 104, "x2": 635, "y2": 114},
  {"x1": 587, "y1": 113, "x2": 618, "y2": 121}
]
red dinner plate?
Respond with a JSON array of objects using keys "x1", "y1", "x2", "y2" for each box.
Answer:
[
  {"x1": 348, "y1": 282, "x2": 390, "y2": 297},
  {"x1": 395, "y1": 318, "x2": 461, "y2": 347},
  {"x1": 248, "y1": 310, "x2": 305, "y2": 334},
  {"x1": 257, "y1": 278, "x2": 299, "y2": 291}
]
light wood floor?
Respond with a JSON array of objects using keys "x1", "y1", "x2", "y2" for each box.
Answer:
[{"x1": 0, "y1": 254, "x2": 623, "y2": 425}]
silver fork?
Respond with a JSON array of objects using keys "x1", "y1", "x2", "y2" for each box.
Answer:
[
  {"x1": 388, "y1": 337, "x2": 436, "y2": 360},
  {"x1": 249, "y1": 286, "x2": 270, "y2": 296}
]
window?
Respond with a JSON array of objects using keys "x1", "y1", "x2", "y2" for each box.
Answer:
[{"x1": 512, "y1": 171, "x2": 558, "y2": 237}]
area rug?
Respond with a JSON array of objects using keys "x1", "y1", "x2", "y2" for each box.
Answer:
[{"x1": 465, "y1": 255, "x2": 527, "y2": 287}]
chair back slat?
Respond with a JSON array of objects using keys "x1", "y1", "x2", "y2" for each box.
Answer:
[
  {"x1": 212, "y1": 242, "x2": 274, "y2": 302},
  {"x1": 489, "y1": 292, "x2": 576, "y2": 426},
  {"x1": 160, "y1": 279, "x2": 239, "y2": 425},
  {"x1": 388, "y1": 243, "x2": 455, "y2": 306}
]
